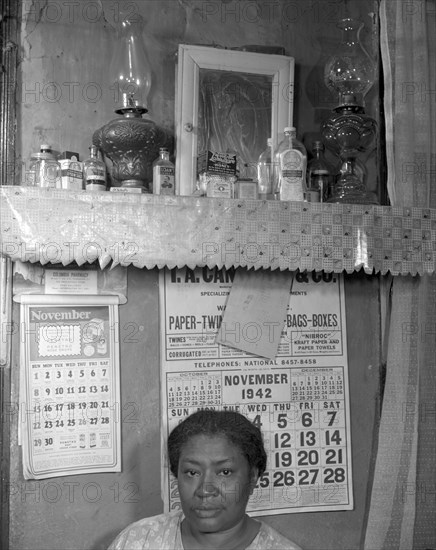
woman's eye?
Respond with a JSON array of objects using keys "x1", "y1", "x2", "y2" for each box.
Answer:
[
  {"x1": 220, "y1": 469, "x2": 232, "y2": 476},
  {"x1": 186, "y1": 470, "x2": 199, "y2": 477}
]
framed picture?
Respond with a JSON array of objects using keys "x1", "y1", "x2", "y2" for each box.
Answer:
[{"x1": 175, "y1": 45, "x2": 295, "y2": 195}]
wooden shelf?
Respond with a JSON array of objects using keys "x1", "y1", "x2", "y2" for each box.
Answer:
[{"x1": 1, "y1": 186, "x2": 434, "y2": 275}]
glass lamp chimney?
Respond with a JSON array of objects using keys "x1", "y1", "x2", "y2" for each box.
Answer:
[
  {"x1": 324, "y1": 18, "x2": 376, "y2": 108},
  {"x1": 110, "y1": 13, "x2": 152, "y2": 111}
]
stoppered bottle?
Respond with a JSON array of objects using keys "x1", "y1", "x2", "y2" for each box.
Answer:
[
  {"x1": 274, "y1": 127, "x2": 307, "y2": 201},
  {"x1": 153, "y1": 148, "x2": 175, "y2": 195},
  {"x1": 306, "y1": 141, "x2": 332, "y2": 202},
  {"x1": 83, "y1": 145, "x2": 107, "y2": 191}
]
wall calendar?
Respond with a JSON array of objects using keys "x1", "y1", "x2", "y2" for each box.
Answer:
[
  {"x1": 19, "y1": 294, "x2": 121, "y2": 480},
  {"x1": 160, "y1": 268, "x2": 353, "y2": 516}
]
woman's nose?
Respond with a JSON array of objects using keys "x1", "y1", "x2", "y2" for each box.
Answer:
[{"x1": 195, "y1": 480, "x2": 219, "y2": 498}]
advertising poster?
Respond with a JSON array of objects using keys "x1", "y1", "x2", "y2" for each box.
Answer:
[
  {"x1": 159, "y1": 267, "x2": 353, "y2": 515},
  {"x1": 19, "y1": 295, "x2": 121, "y2": 480}
]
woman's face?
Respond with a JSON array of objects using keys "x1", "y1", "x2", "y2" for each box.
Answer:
[{"x1": 177, "y1": 434, "x2": 258, "y2": 535}]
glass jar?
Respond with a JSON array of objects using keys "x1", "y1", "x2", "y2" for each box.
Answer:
[{"x1": 28, "y1": 144, "x2": 61, "y2": 188}]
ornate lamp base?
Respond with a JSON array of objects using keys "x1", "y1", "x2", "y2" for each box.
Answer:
[
  {"x1": 93, "y1": 106, "x2": 170, "y2": 192},
  {"x1": 322, "y1": 97, "x2": 378, "y2": 205},
  {"x1": 328, "y1": 175, "x2": 378, "y2": 205}
]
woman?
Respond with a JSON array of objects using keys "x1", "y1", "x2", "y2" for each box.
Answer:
[{"x1": 108, "y1": 409, "x2": 302, "y2": 549}]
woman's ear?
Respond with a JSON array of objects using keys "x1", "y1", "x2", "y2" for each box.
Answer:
[{"x1": 249, "y1": 468, "x2": 259, "y2": 495}]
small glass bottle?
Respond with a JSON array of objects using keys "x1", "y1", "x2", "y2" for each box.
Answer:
[
  {"x1": 27, "y1": 151, "x2": 40, "y2": 186},
  {"x1": 257, "y1": 138, "x2": 274, "y2": 200},
  {"x1": 274, "y1": 127, "x2": 307, "y2": 202},
  {"x1": 153, "y1": 148, "x2": 175, "y2": 195},
  {"x1": 28, "y1": 144, "x2": 61, "y2": 188},
  {"x1": 83, "y1": 145, "x2": 107, "y2": 191},
  {"x1": 306, "y1": 141, "x2": 332, "y2": 202}
]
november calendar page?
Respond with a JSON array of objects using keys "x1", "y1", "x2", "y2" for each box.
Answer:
[
  {"x1": 159, "y1": 268, "x2": 353, "y2": 516},
  {"x1": 19, "y1": 295, "x2": 121, "y2": 480}
]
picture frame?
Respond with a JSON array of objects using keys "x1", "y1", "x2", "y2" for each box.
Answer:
[{"x1": 175, "y1": 44, "x2": 295, "y2": 195}]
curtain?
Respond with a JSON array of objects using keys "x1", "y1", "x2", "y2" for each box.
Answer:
[{"x1": 364, "y1": 1, "x2": 436, "y2": 549}]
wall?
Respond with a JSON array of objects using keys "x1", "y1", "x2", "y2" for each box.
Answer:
[
  {"x1": 16, "y1": 0, "x2": 381, "y2": 196},
  {"x1": 9, "y1": 267, "x2": 162, "y2": 550},
  {"x1": 8, "y1": 1, "x2": 382, "y2": 549},
  {"x1": 9, "y1": 267, "x2": 381, "y2": 550}
]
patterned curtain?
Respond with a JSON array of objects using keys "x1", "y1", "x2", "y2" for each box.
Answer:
[{"x1": 364, "y1": 1, "x2": 436, "y2": 549}]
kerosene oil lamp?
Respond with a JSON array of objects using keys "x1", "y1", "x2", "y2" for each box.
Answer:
[
  {"x1": 93, "y1": 13, "x2": 169, "y2": 191},
  {"x1": 321, "y1": 18, "x2": 378, "y2": 204}
]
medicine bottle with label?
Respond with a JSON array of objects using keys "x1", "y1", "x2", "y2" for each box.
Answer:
[
  {"x1": 83, "y1": 145, "x2": 107, "y2": 191},
  {"x1": 274, "y1": 127, "x2": 307, "y2": 202},
  {"x1": 153, "y1": 148, "x2": 175, "y2": 195},
  {"x1": 306, "y1": 141, "x2": 332, "y2": 202}
]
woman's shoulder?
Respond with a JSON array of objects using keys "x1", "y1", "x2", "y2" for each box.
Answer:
[
  {"x1": 108, "y1": 510, "x2": 183, "y2": 550},
  {"x1": 250, "y1": 520, "x2": 303, "y2": 550}
]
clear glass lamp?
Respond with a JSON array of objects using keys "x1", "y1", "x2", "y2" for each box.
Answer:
[
  {"x1": 321, "y1": 18, "x2": 378, "y2": 204},
  {"x1": 93, "y1": 14, "x2": 170, "y2": 191}
]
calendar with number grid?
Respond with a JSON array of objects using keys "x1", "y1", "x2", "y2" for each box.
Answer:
[
  {"x1": 160, "y1": 268, "x2": 353, "y2": 515},
  {"x1": 19, "y1": 295, "x2": 121, "y2": 479}
]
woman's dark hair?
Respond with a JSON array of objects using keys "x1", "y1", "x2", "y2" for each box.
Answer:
[{"x1": 167, "y1": 409, "x2": 267, "y2": 478}]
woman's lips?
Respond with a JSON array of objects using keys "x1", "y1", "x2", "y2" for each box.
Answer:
[{"x1": 193, "y1": 507, "x2": 221, "y2": 518}]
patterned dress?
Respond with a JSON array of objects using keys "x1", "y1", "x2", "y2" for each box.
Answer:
[{"x1": 108, "y1": 510, "x2": 302, "y2": 549}]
